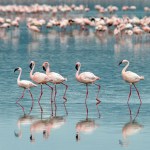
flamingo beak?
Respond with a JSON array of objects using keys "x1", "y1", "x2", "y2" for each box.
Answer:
[
  {"x1": 29, "y1": 63, "x2": 33, "y2": 69},
  {"x1": 43, "y1": 66, "x2": 46, "y2": 71},
  {"x1": 75, "y1": 64, "x2": 78, "y2": 70},
  {"x1": 118, "y1": 61, "x2": 122, "y2": 66},
  {"x1": 14, "y1": 68, "x2": 19, "y2": 72}
]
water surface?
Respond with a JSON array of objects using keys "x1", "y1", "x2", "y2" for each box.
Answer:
[{"x1": 0, "y1": 1, "x2": 150, "y2": 150}]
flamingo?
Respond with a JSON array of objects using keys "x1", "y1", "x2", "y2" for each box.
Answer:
[
  {"x1": 42, "y1": 62, "x2": 68, "y2": 102},
  {"x1": 75, "y1": 62, "x2": 101, "y2": 105},
  {"x1": 29, "y1": 61, "x2": 53, "y2": 111},
  {"x1": 14, "y1": 67, "x2": 37, "y2": 112},
  {"x1": 119, "y1": 60, "x2": 144, "y2": 104}
]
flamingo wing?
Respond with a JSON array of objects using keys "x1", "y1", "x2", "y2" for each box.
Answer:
[
  {"x1": 79, "y1": 72, "x2": 97, "y2": 82},
  {"x1": 33, "y1": 72, "x2": 50, "y2": 83},
  {"x1": 19, "y1": 80, "x2": 37, "y2": 88},
  {"x1": 124, "y1": 71, "x2": 141, "y2": 83},
  {"x1": 48, "y1": 72, "x2": 66, "y2": 83}
]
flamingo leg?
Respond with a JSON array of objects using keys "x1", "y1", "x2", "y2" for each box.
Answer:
[
  {"x1": 85, "y1": 84, "x2": 89, "y2": 118},
  {"x1": 28, "y1": 89, "x2": 34, "y2": 114},
  {"x1": 63, "y1": 101, "x2": 68, "y2": 116},
  {"x1": 38, "y1": 84, "x2": 43, "y2": 112},
  {"x1": 96, "y1": 104, "x2": 101, "y2": 118},
  {"x1": 54, "y1": 101, "x2": 57, "y2": 116},
  {"x1": 16, "y1": 88, "x2": 26, "y2": 103},
  {"x1": 133, "y1": 84, "x2": 142, "y2": 104},
  {"x1": 61, "y1": 82, "x2": 68, "y2": 102},
  {"x1": 45, "y1": 83, "x2": 53, "y2": 103},
  {"x1": 94, "y1": 83, "x2": 101, "y2": 105},
  {"x1": 16, "y1": 102, "x2": 25, "y2": 114},
  {"x1": 50, "y1": 100, "x2": 54, "y2": 116},
  {"x1": 54, "y1": 84, "x2": 57, "y2": 103},
  {"x1": 133, "y1": 104, "x2": 142, "y2": 121},
  {"x1": 16, "y1": 89, "x2": 26, "y2": 114},
  {"x1": 85, "y1": 84, "x2": 88, "y2": 103},
  {"x1": 85, "y1": 102, "x2": 88, "y2": 119},
  {"x1": 127, "y1": 103, "x2": 132, "y2": 121},
  {"x1": 127, "y1": 84, "x2": 132, "y2": 104}
]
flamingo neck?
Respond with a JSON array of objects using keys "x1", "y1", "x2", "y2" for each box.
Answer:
[
  {"x1": 122, "y1": 61, "x2": 129, "y2": 73},
  {"x1": 76, "y1": 65, "x2": 80, "y2": 79},
  {"x1": 30, "y1": 64, "x2": 35, "y2": 79},
  {"x1": 17, "y1": 69, "x2": 22, "y2": 83},
  {"x1": 46, "y1": 64, "x2": 50, "y2": 74}
]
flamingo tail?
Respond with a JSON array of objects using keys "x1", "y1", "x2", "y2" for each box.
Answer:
[{"x1": 140, "y1": 76, "x2": 144, "y2": 80}]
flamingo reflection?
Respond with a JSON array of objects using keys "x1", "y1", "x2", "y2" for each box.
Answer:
[
  {"x1": 75, "y1": 117, "x2": 99, "y2": 141},
  {"x1": 14, "y1": 114, "x2": 35, "y2": 138},
  {"x1": 119, "y1": 104, "x2": 143, "y2": 146},
  {"x1": 76, "y1": 99, "x2": 100, "y2": 141},
  {"x1": 30, "y1": 102, "x2": 67, "y2": 142}
]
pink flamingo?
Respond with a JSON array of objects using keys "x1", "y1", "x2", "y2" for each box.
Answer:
[
  {"x1": 75, "y1": 62, "x2": 101, "y2": 105},
  {"x1": 42, "y1": 62, "x2": 68, "y2": 102},
  {"x1": 29, "y1": 61, "x2": 53, "y2": 111},
  {"x1": 14, "y1": 67, "x2": 37, "y2": 113},
  {"x1": 119, "y1": 60, "x2": 144, "y2": 104}
]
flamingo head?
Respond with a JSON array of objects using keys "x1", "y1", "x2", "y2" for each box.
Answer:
[
  {"x1": 75, "y1": 62, "x2": 81, "y2": 70},
  {"x1": 29, "y1": 61, "x2": 35, "y2": 70},
  {"x1": 14, "y1": 67, "x2": 21, "y2": 72},
  {"x1": 42, "y1": 62, "x2": 49, "y2": 71},
  {"x1": 68, "y1": 19, "x2": 75, "y2": 25},
  {"x1": 118, "y1": 60, "x2": 129, "y2": 65},
  {"x1": 90, "y1": 17, "x2": 95, "y2": 22}
]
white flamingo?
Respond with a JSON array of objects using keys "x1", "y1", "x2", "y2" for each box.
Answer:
[
  {"x1": 29, "y1": 61, "x2": 53, "y2": 111},
  {"x1": 14, "y1": 67, "x2": 37, "y2": 112},
  {"x1": 42, "y1": 62, "x2": 68, "y2": 102},
  {"x1": 119, "y1": 60, "x2": 144, "y2": 103},
  {"x1": 75, "y1": 62, "x2": 101, "y2": 104}
]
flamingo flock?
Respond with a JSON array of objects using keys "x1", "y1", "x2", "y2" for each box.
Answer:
[
  {"x1": 0, "y1": 15, "x2": 149, "y2": 37},
  {"x1": 15, "y1": 60, "x2": 144, "y2": 114},
  {"x1": 0, "y1": 4, "x2": 149, "y2": 14},
  {"x1": 0, "y1": 3, "x2": 149, "y2": 38}
]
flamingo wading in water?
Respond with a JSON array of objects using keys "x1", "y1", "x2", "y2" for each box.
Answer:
[
  {"x1": 119, "y1": 60, "x2": 144, "y2": 104},
  {"x1": 75, "y1": 62, "x2": 101, "y2": 104},
  {"x1": 14, "y1": 67, "x2": 37, "y2": 112},
  {"x1": 42, "y1": 62, "x2": 68, "y2": 102},
  {"x1": 29, "y1": 61, "x2": 53, "y2": 111}
]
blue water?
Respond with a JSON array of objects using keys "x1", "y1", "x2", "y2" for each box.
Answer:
[{"x1": 0, "y1": 0, "x2": 150, "y2": 150}]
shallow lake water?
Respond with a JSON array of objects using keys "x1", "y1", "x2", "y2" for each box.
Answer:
[{"x1": 0, "y1": 0, "x2": 150, "y2": 150}]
